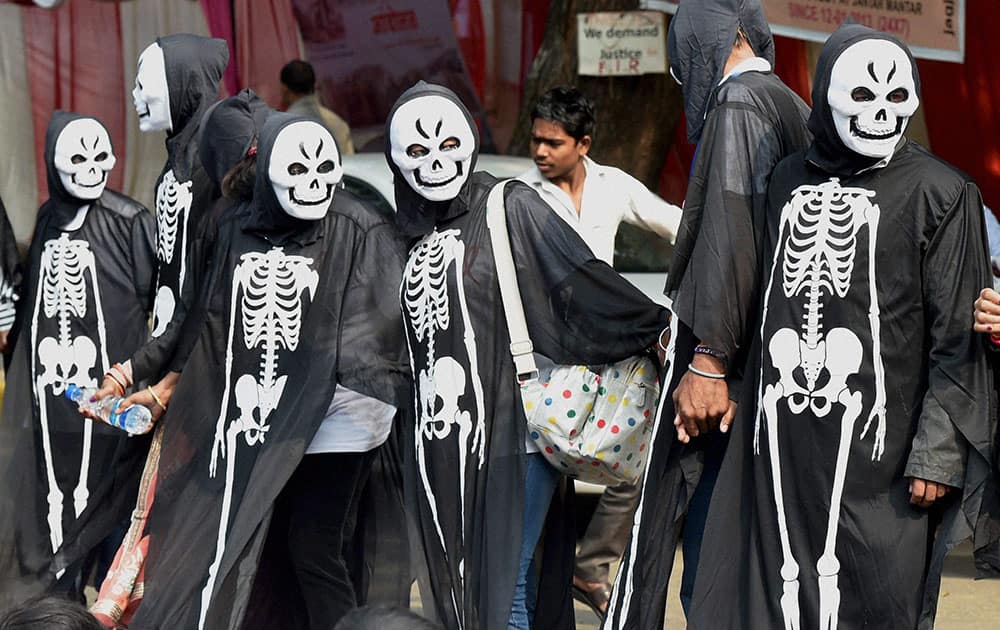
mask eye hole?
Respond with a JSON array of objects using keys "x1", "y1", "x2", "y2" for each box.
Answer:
[
  {"x1": 288, "y1": 162, "x2": 308, "y2": 176},
  {"x1": 317, "y1": 160, "x2": 336, "y2": 174},
  {"x1": 851, "y1": 87, "x2": 877, "y2": 102},
  {"x1": 407, "y1": 144, "x2": 429, "y2": 158},
  {"x1": 71, "y1": 154, "x2": 87, "y2": 165},
  {"x1": 95, "y1": 152, "x2": 108, "y2": 162},
  {"x1": 887, "y1": 88, "x2": 909, "y2": 104},
  {"x1": 439, "y1": 137, "x2": 460, "y2": 151}
]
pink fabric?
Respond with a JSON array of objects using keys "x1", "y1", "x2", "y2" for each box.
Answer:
[
  {"x1": 234, "y1": 0, "x2": 300, "y2": 109},
  {"x1": 199, "y1": 0, "x2": 239, "y2": 95},
  {"x1": 21, "y1": 0, "x2": 125, "y2": 204}
]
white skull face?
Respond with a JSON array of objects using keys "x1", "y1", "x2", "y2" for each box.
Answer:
[
  {"x1": 389, "y1": 95, "x2": 476, "y2": 202},
  {"x1": 132, "y1": 43, "x2": 172, "y2": 133},
  {"x1": 827, "y1": 39, "x2": 919, "y2": 158},
  {"x1": 268, "y1": 121, "x2": 343, "y2": 220},
  {"x1": 53, "y1": 118, "x2": 116, "y2": 200}
]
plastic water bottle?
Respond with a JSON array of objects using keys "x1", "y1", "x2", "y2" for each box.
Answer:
[{"x1": 65, "y1": 384, "x2": 154, "y2": 435}]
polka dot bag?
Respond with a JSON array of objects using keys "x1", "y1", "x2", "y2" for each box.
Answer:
[{"x1": 484, "y1": 181, "x2": 661, "y2": 485}]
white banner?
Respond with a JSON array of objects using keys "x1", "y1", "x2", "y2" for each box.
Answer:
[{"x1": 577, "y1": 11, "x2": 667, "y2": 76}]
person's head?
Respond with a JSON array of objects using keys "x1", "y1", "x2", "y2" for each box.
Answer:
[
  {"x1": 199, "y1": 88, "x2": 272, "y2": 199},
  {"x1": 529, "y1": 86, "x2": 595, "y2": 181},
  {"x1": 46, "y1": 112, "x2": 116, "y2": 202},
  {"x1": 0, "y1": 596, "x2": 103, "y2": 630},
  {"x1": 132, "y1": 34, "x2": 229, "y2": 134},
  {"x1": 257, "y1": 113, "x2": 343, "y2": 220},
  {"x1": 807, "y1": 19, "x2": 920, "y2": 174},
  {"x1": 280, "y1": 60, "x2": 317, "y2": 108},
  {"x1": 333, "y1": 605, "x2": 443, "y2": 630},
  {"x1": 668, "y1": 0, "x2": 774, "y2": 142}
]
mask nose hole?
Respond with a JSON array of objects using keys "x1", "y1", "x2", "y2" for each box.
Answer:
[
  {"x1": 432, "y1": 159, "x2": 442, "y2": 171},
  {"x1": 876, "y1": 109, "x2": 887, "y2": 122},
  {"x1": 310, "y1": 179, "x2": 320, "y2": 190}
]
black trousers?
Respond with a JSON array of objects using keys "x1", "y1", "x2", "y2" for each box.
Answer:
[{"x1": 278, "y1": 450, "x2": 375, "y2": 630}]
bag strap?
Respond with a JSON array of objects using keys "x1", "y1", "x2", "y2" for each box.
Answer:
[{"x1": 485, "y1": 181, "x2": 538, "y2": 381}]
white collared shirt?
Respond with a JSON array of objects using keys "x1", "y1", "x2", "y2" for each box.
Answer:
[{"x1": 516, "y1": 156, "x2": 681, "y2": 264}]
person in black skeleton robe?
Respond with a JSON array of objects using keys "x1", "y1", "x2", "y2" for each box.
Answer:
[
  {"x1": 687, "y1": 21, "x2": 996, "y2": 630},
  {"x1": 0, "y1": 195, "x2": 22, "y2": 354},
  {"x1": 0, "y1": 112, "x2": 157, "y2": 608},
  {"x1": 86, "y1": 91, "x2": 272, "y2": 629},
  {"x1": 126, "y1": 112, "x2": 409, "y2": 630},
  {"x1": 131, "y1": 33, "x2": 228, "y2": 340},
  {"x1": 387, "y1": 81, "x2": 671, "y2": 630},
  {"x1": 604, "y1": 2, "x2": 811, "y2": 627}
]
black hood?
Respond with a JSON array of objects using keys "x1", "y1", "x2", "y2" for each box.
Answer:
[
  {"x1": 198, "y1": 88, "x2": 272, "y2": 189},
  {"x1": 158, "y1": 33, "x2": 229, "y2": 181},
  {"x1": 805, "y1": 19, "x2": 920, "y2": 177},
  {"x1": 668, "y1": 0, "x2": 775, "y2": 142},
  {"x1": 243, "y1": 112, "x2": 334, "y2": 246},
  {"x1": 384, "y1": 81, "x2": 480, "y2": 238},
  {"x1": 43, "y1": 111, "x2": 111, "y2": 227}
]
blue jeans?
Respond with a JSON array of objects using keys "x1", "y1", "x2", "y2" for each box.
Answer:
[{"x1": 508, "y1": 453, "x2": 560, "y2": 630}]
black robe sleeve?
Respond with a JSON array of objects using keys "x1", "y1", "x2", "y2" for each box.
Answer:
[
  {"x1": 904, "y1": 182, "x2": 991, "y2": 487},
  {"x1": 0, "y1": 196, "x2": 22, "y2": 331},
  {"x1": 336, "y1": 219, "x2": 410, "y2": 408},
  {"x1": 669, "y1": 103, "x2": 784, "y2": 368},
  {"x1": 503, "y1": 182, "x2": 670, "y2": 365}
]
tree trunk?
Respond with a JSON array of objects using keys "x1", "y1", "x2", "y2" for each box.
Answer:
[
  {"x1": 508, "y1": 0, "x2": 683, "y2": 273},
  {"x1": 508, "y1": 0, "x2": 682, "y2": 190}
]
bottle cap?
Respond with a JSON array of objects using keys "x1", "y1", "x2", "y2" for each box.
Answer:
[{"x1": 64, "y1": 384, "x2": 79, "y2": 400}]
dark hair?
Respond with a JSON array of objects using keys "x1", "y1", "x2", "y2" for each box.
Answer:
[
  {"x1": 221, "y1": 150, "x2": 257, "y2": 201},
  {"x1": 0, "y1": 596, "x2": 102, "y2": 630},
  {"x1": 280, "y1": 60, "x2": 316, "y2": 95},
  {"x1": 333, "y1": 605, "x2": 443, "y2": 630},
  {"x1": 530, "y1": 86, "x2": 596, "y2": 142}
]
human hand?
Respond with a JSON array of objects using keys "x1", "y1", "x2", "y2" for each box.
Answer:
[
  {"x1": 673, "y1": 354, "x2": 730, "y2": 443},
  {"x1": 973, "y1": 287, "x2": 1000, "y2": 334},
  {"x1": 120, "y1": 374, "x2": 178, "y2": 424},
  {"x1": 0, "y1": 329, "x2": 8, "y2": 354},
  {"x1": 908, "y1": 478, "x2": 952, "y2": 509},
  {"x1": 78, "y1": 375, "x2": 126, "y2": 422}
]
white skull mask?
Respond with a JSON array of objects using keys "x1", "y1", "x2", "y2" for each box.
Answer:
[
  {"x1": 268, "y1": 121, "x2": 343, "y2": 220},
  {"x1": 53, "y1": 118, "x2": 117, "y2": 200},
  {"x1": 133, "y1": 43, "x2": 172, "y2": 133},
  {"x1": 827, "y1": 39, "x2": 919, "y2": 159},
  {"x1": 389, "y1": 95, "x2": 476, "y2": 202}
]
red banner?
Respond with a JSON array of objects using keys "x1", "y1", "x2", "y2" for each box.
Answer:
[{"x1": 291, "y1": 0, "x2": 482, "y2": 137}]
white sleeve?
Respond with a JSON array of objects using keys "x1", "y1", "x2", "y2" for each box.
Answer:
[{"x1": 620, "y1": 171, "x2": 682, "y2": 244}]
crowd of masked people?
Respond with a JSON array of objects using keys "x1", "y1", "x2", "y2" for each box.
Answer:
[{"x1": 1, "y1": 2, "x2": 999, "y2": 629}]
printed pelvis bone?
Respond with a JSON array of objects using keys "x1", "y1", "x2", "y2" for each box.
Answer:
[
  {"x1": 420, "y1": 356, "x2": 471, "y2": 441},
  {"x1": 756, "y1": 179, "x2": 884, "y2": 630}
]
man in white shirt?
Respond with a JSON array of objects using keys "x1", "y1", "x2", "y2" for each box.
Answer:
[
  {"x1": 516, "y1": 86, "x2": 681, "y2": 619},
  {"x1": 517, "y1": 87, "x2": 681, "y2": 265}
]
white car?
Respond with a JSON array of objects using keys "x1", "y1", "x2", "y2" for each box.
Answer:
[{"x1": 342, "y1": 154, "x2": 670, "y2": 494}]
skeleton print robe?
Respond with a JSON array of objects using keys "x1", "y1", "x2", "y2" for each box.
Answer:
[
  {"x1": 688, "y1": 24, "x2": 995, "y2": 630},
  {"x1": 605, "y1": 3, "x2": 812, "y2": 627},
  {"x1": 0, "y1": 113, "x2": 157, "y2": 605},
  {"x1": 397, "y1": 170, "x2": 670, "y2": 630},
  {"x1": 127, "y1": 113, "x2": 408, "y2": 630},
  {"x1": 149, "y1": 34, "x2": 228, "y2": 341}
]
